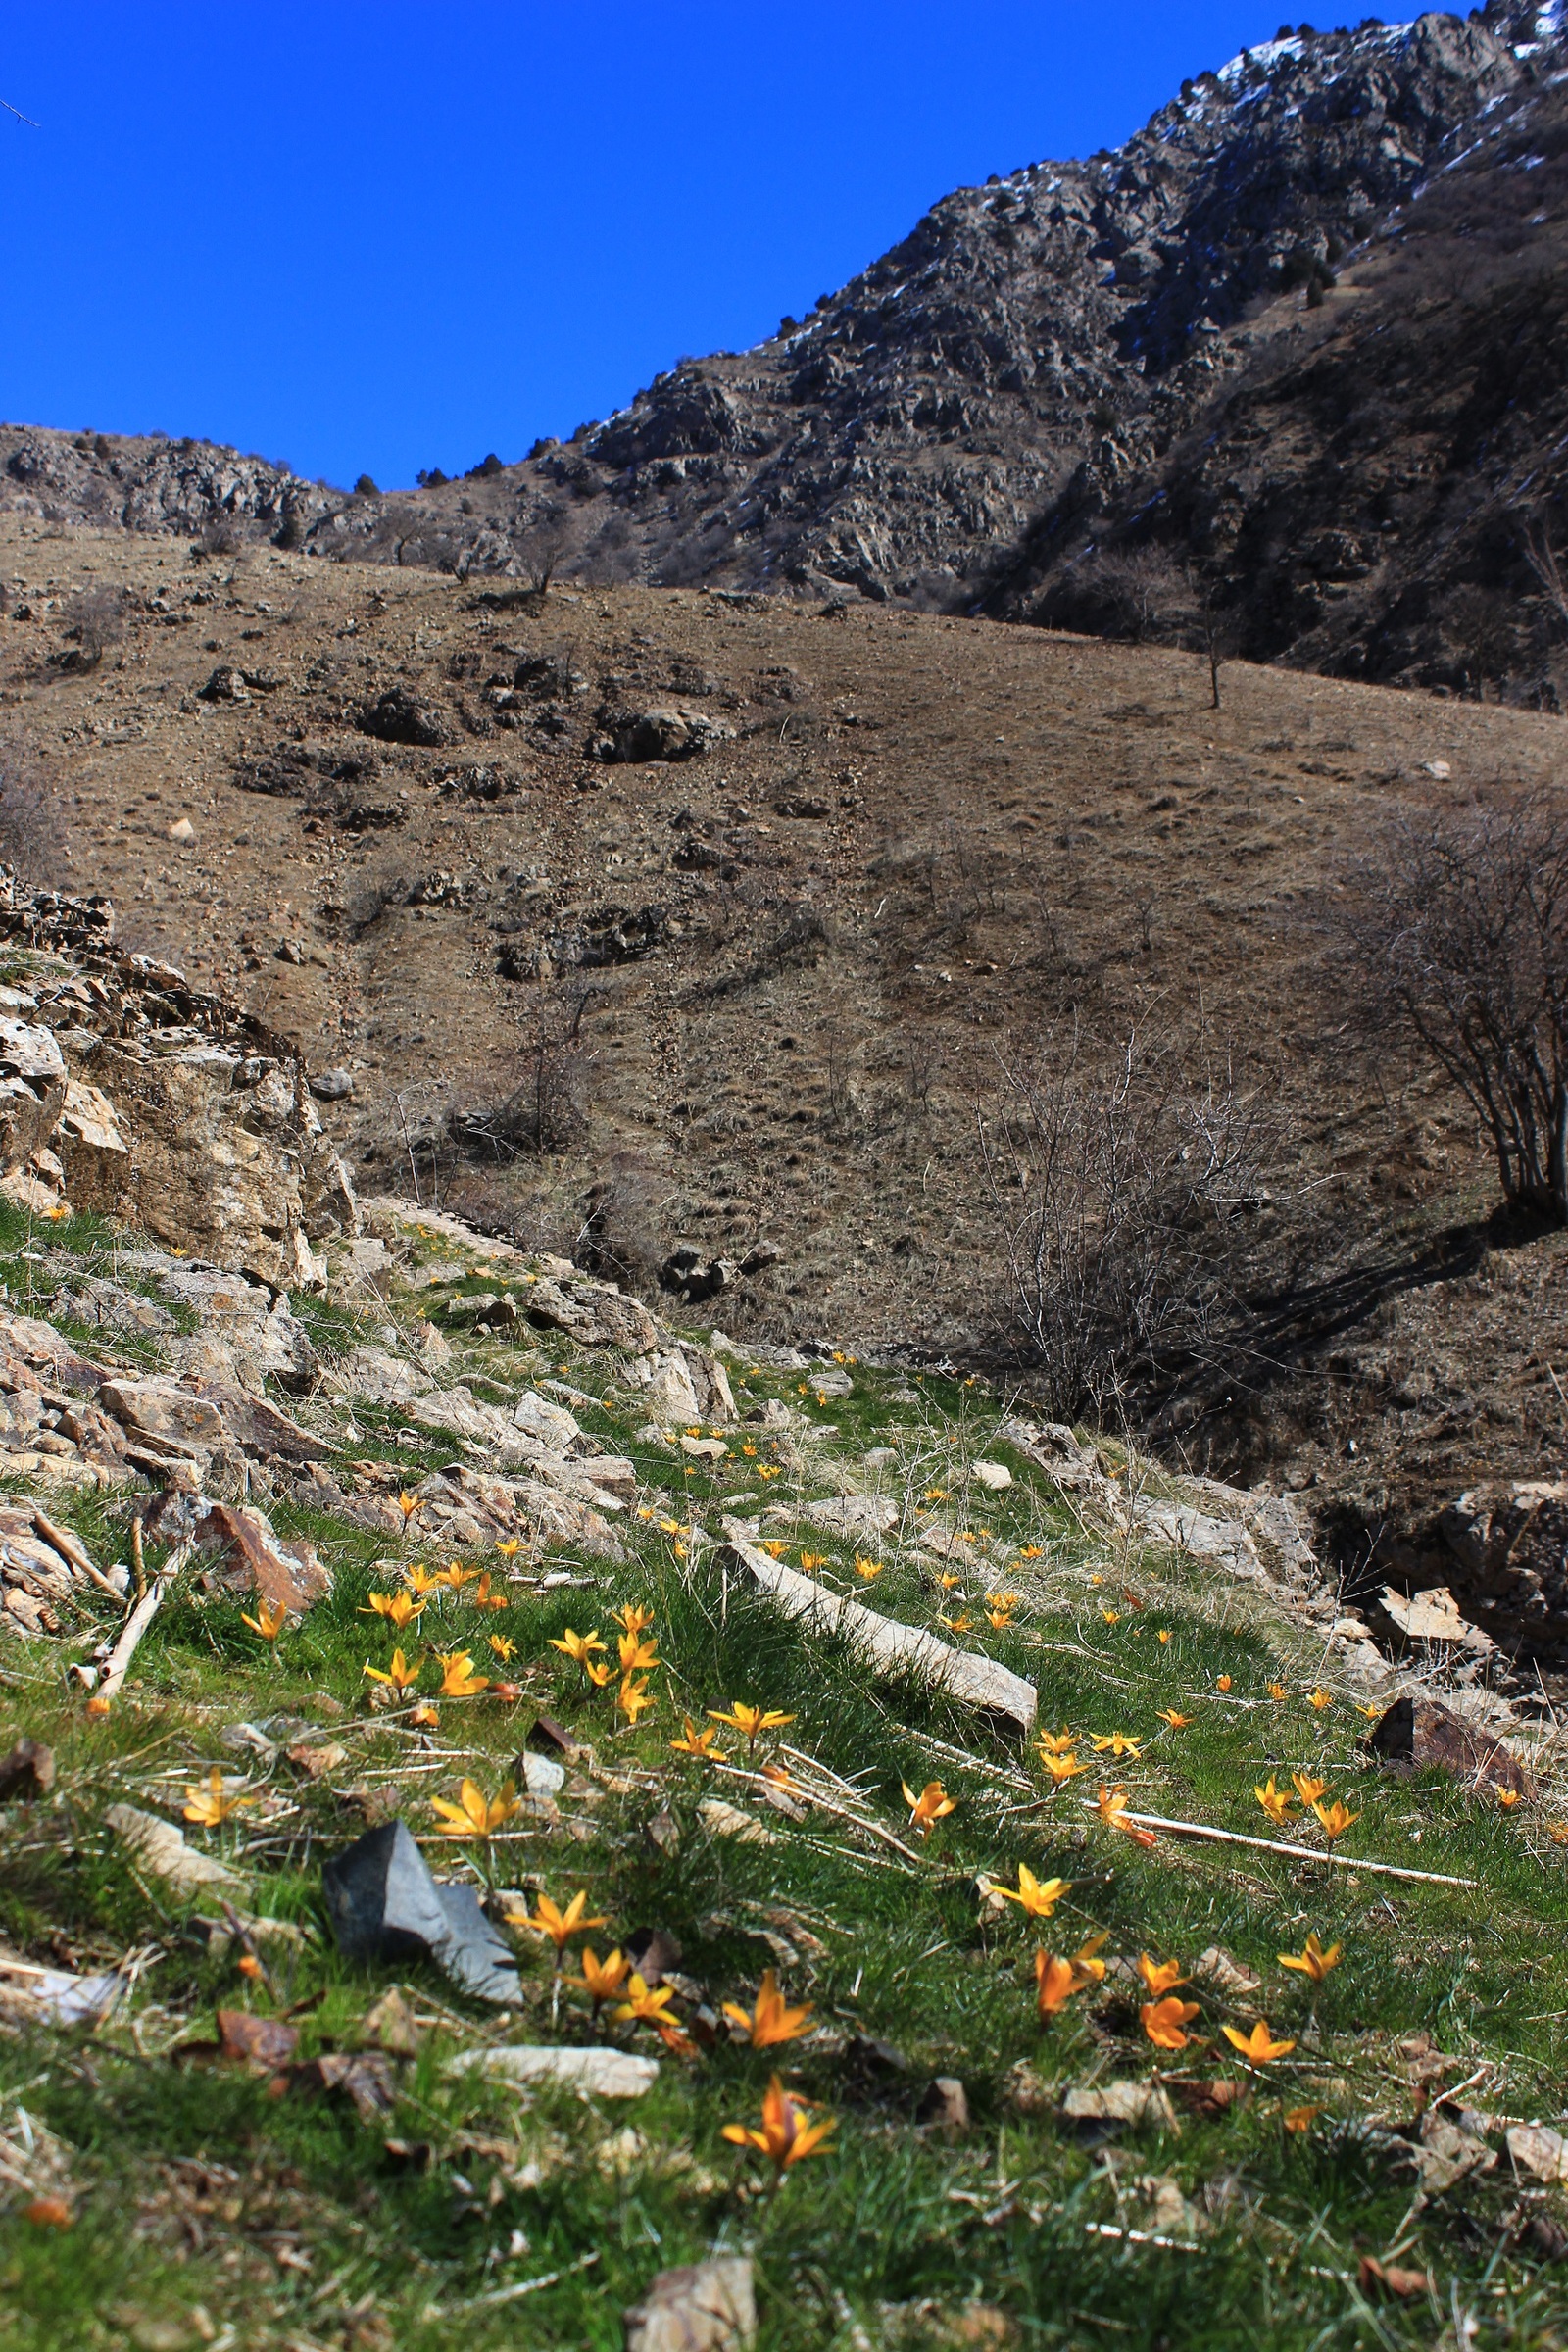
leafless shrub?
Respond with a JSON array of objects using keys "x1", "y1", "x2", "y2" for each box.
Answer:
[
  {"x1": 190, "y1": 517, "x2": 244, "y2": 564},
  {"x1": 448, "y1": 989, "x2": 594, "y2": 1161},
  {"x1": 1347, "y1": 790, "x2": 1568, "y2": 1223},
  {"x1": 51, "y1": 585, "x2": 125, "y2": 673},
  {"x1": 577, "y1": 1155, "x2": 667, "y2": 1292},
  {"x1": 0, "y1": 741, "x2": 69, "y2": 882},
  {"x1": 979, "y1": 1023, "x2": 1286, "y2": 1420}
]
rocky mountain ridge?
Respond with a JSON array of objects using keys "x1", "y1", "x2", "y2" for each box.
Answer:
[{"x1": 4, "y1": 5, "x2": 1564, "y2": 667}]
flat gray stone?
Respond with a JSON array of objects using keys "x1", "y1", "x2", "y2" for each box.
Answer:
[
  {"x1": 446, "y1": 2044, "x2": 659, "y2": 2097},
  {"x1": 718, "y1": 1520, "x2": 1036, "y2": 1731}
]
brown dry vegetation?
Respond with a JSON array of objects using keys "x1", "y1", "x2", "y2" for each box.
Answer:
[{"x1": 4, "y1": 517, "x2": 1568, "y2": 1599}]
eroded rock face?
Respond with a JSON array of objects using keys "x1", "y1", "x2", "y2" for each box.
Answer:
[
  {"x1": 1433, "y1": 1482, "x2": 1568, "y2": 1658},
  {"x1": 0, "y1": 875, "x2": 361, "y2": 1287}
]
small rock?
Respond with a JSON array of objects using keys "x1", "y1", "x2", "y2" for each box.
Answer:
[
  {"x1": 624, "y1": 2256, "x2": 757, "y2": 2352},
  {"x1": 1364, "y1": 1694, "x2": 1531, "y2": 1798},
  {"x1": 363, "y1": 1987, "x2": 421, "y2": 2056},
  {"x1": 0, "y1": 1736, "x2": 55, "y2": 1800},
  {"x1": 917, "y1": 2076, "x2": 970, "y2": 2139},
  {"x1": 445, "y1": 2044, "x2": 659, "y2": 2098},
  {"x1": 698, "y1": 1796, "x2": 777, "y2": 1844},
  {"x1": 1193, "y1": 1944, "x2": 1262, "y2": 1996},
  {"x1": 1507, "y1": 2123, "x2": 1568, "y2": 2182},
  {"x1": 972, "y1": 1460, "x2": 1012, "y2": 1492},
  {"x1": 321, "y1": 1820, "x2": 521, "y2": 2004},
  {"x1": 166, "y1": 817, "x2": 195, "y2": 845},
  {"x1": 1061, "y1": 2080, "x2": 1177, "y2": 2131},
  {"x1": 310, "y1": 1067, "x2": 355, "y2": 1101},
  {"x1": 106, "y1": 1804, "x2": 248, "y2": 1894},
  {"x1": 290, "y1": 2049, "x2": 396, "y2": 2120}
]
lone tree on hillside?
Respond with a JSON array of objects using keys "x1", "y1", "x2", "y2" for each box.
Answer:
[{"x1": 1351, "y1": 791, "x2": 1568, "y2": 1224}]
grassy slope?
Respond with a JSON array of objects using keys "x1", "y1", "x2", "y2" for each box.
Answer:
[{"x1": 0, "y1": 1201, "x2": 1564, "y2": 2351}]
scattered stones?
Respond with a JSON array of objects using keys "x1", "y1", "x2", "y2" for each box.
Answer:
[
  {"x1": 1363, "y1": 1695, "x2": 1531, "y2": 1798},
  {"x1": 624, "y1": 2256, "x2": 757, "y2": 2352},
  {"x1": 445, "y1": 2044, "x2": 659, "y2": 2098},
  {"x1": 321, "y1": 1821, "x2": 521, "y2": 2004}
]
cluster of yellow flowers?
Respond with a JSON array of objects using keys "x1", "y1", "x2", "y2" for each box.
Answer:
[
  {"x1": 358, "y1": 1543, "x2": 533, "y2": 1707},
  {"x1": 1254, "y1": 1773, "x2": 1360, "y2": 1843},
  {"x1": 491, "y1": 1880, "x2": 833, "y2": 2173},
  {"x1": 551, "y1": 1602, "x2": 661, "y2": 1725}
]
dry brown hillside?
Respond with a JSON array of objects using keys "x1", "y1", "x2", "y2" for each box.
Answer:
[{"x1": 5, "y1": 518, "x2": 1567, "y2": 1642}]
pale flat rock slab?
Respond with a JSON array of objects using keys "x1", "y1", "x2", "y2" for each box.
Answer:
[
  {"x1": 1381, "y1": 1584, "x2": 1475, "y2": 1643},
  {"x1": 514, "y1": 1388, "x2": 582, "y2": 1449},
  {"x1": 446, "y1": 2044, "x2": 659, "y2": 2098},
  {"x1": 1134, "y1": 1497, "x2": 1263, "y2": 1581},
  {"x1": 342, "y1": 1345, "x2": 436, "y2": 1404},
  {"x1": 798, "y1": 1494, "x2": 897, "y2": 1540},
  {"x1": 1061, "y1": 2080, "x2": 1177, "y2": 2129},
  {"x1": 698, "y1": 1796, "x2": 778, "y2": 1845},
  {"x1": 106, "y1": 1803, "x2": 248, "y2": 1893},
  {"x1": 972, "y1": 1460, "x2": 1012, "y2": 1492},
  {"x1": 625, "y1": 2256, "x2": 757, "y2": 2352},
  {"x1": 719, "y1": 1520, "x2": 1036, "y2": 1731},
  {"x1": 1507, "y1": 2124, "x2": 1568, "y2": 2182}
]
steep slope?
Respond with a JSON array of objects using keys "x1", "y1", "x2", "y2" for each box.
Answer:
[
  {"x1": 2, "y1": 5, "x2": 1558, "y2": 635},
  {"x1": 988, "y1": 57, "x2": 1568, "y2": 695},
  {"x1": 9, "y1": 521, "x2": 1568, "y2": 1654}
]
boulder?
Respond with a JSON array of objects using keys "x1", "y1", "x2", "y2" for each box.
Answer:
[
  {"x1": 97, "y1": 1377, "x2": 229, "y2": 1463},
  {"x1": 1437, "y1": 1481, "x2": 1568, "y2": 1654},
  {"x1": 596, "y1": 706, "x2": 735, "y2": 763},
  {"x1": 0, "y1": 1019, "x2": 67, "y2": 1171},
  {"x1": 522, "y1": 1272, "x2": 660, "y2": 1352},
  {"x1": 660, "y1": 1245, "x2": 736, "y2": 1306},
  {"x1": 358, "y1": 687, "x2": 451, "y2": 747},
  {"x1": 189, "y1": 1499, "x2": 330, "y2": 1617},
  {"x1": 65, "y1": 1039, "x2": 327, "y2": 1288}
]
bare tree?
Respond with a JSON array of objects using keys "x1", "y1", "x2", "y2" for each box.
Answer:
[
  {"x1": 1348, "y1": 791, "x2": 1568, "y2": 1223},
  {"x1": 514, "y1": 500, "x2": 571, "y2": 596},
  {"x1": 978, "y1": 1022, "x2": 1283, "y2": 1420}
]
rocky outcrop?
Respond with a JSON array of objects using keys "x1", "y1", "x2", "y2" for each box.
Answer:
[
  {"x1": 0, "y1": 7, "x2": 1557, "y2": 671},
  {"x1": 0, "y1": 874, "x2": 360, "y2": 1288}
]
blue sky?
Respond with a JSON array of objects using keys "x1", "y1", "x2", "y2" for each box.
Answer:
[{"x1": 1, "y1": 4, "x2": 1320, "y2": 490}]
